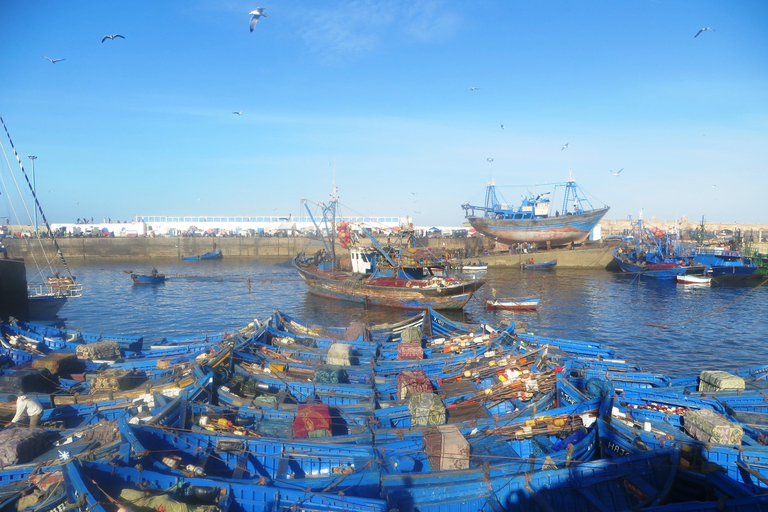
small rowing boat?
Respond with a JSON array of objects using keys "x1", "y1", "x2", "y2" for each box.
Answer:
[
  {"x1": 131, "y1": 273, "x2": 166, "y2": 284},
  {"x1": 182, "y1": 250, "x2": 222, "y2": 261},
  {"x1": 460, "y1": 260, "x2": 488, "y2": 271},
  {"x1": 676, "y1": 274, "x2": 711, "y2": 285},
  {"x1": 521, "y1": 259, "x2": 557, "y2": 270},
  {"x1": 486, "y1": 296, "x2": 540, "y2": 310}
]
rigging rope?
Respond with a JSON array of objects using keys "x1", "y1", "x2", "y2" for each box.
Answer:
[{"x1": 0, "y1": 115, "x2": 75, "y2": 279}]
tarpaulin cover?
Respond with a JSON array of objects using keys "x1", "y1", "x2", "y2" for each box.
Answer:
[
  {"x1": 400, "y1": 326, "x2": 423, "y2": 344},
  {"x1": 423, "y1": 424, "x2": 469, "y2": 471},
  {"x1": 76, "y1": 341, "x2": 121, "y2": 360},
  {"x1": 292, "y1": 403, "x2": 332, "y2": 438},
  {"x1": 699, "y1": 370, "x2": 746, "y2": 392},
  {"x1": 342, "y1": 322, "x2": 370, "y2": 341},
  {"x1": 31, "y1": 352, "x2": 82, "y2": 375},
  {"x1": 683, "y1": 408, "x2": 743, "y2": 445},
  {"x1": 397, "y1": 369, "x2": 432, "y2": 400},
  {"x1": 408, "y1": 392, "x2": 446, "y2": 427},
  {"x1": 0, "y1": 427, "x2": 50, "y2": 467},
  {"x1": 397, "y1": 343, "x2": 424, "y2": 361},
  {"x1": 326, "y1": 343, "x2": 352, "y2": 366},
  {"x1": 313, "y1": 365, "x2": 348, "y2": 384}
]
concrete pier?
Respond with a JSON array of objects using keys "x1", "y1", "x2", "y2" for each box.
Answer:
[{"x1": 3, "y1": 236, "x2": 620, "y2": 268}]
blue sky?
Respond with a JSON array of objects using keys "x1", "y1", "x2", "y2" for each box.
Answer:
[{"x1": 1, "y1": 0, "x2": 766, "y2": 227}]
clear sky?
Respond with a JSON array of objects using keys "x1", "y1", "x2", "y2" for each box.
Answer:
[{"x1": 1, "y1": 1, "x2": 766, "y2": 228}]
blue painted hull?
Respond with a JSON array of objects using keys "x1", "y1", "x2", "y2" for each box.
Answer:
[
  {"x1": 467, "y1": 206, "x2": 609, "y2": 245},
  {"x1": 131, "y1": 273, "x2": 165, "y2": 284},
  {"x1": 184, "y1": 250, "x2": 223, "y2": 260}
]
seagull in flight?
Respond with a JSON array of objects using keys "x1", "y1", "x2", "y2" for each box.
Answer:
[
  {"x1": 610, "y1": 168, "x2": 624, "y2": 176},
  {"x1": 467, "y1": 87, "x2": 479, "y2": 91},
  {"x1": 561, "y1": 143, "x2": 569, "y2": 151},
  {"x1": 101, "y1": 34, "x2": 125, "y2": 43},
  {"x1": 500, "y1": 124, "x2": 505, "y2": 130},
  {"x1": 43, "y1": 56, "x2": 65, "y2": 64},
  {"x1": 233, "y1": 110, "x2": 242, "y2": 115},
  {"x1": 249, "y1": 8, "x2": 267, "y2": 32},
  {"x1": 694, "y1": 27, "x2": 714, "y2": 38}
]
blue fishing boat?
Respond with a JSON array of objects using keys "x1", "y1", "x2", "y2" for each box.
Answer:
[
  {"x1": 64, "y1": 459, "x2": 390, "y2": 512},
  {"x1": 182, "y1": 250, "x2": 222, "y2": 260},
  {"x1": 521, "y1": 259, "x2": 557, "y2": 269},
  {"x1": 694, "y1": 248, "x2": 758, "y2": 280},
  {"x1": 612, "y1": 218, "x2": 701, "y2": 279},
  {"x1": 131, "y1": 272, "x2": 166, "y2": 284},
  {"x1": 462, "y1": 171, "x2": 609, "y2": 246}
]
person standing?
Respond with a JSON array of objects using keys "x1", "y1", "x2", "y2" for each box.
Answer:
[{"x1": 9, "y1": 395, "x2": 43, "y2": 428}]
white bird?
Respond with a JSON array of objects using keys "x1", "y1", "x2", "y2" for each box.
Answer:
[
  {"x1": 101, "y1": 34, "x2": 125, "y2": 43},
  {"x1": 249, "y1": 8, "x2": 267, "y2": 32},
  {"x1": 500, "y1": 124, "x2": 505, "y2": 129},
  {"x1": 694, "y1": 27, "x2": 714, "y2": 38},
  {"x1": 43, "y1": 56, "x2": 65, "y2": 64},
  {"x1": 487, "y1": 158, "x2": 494, "y2": 163},
  {"x1": 467, "y1": 87, "x2": 479, "y2": 91},
  {"x1": 561, "y1": 143, "x2": 569, "y2": 151},
  {"x1": 610, "y1": 168, "x2": 624, "y2": 176},
  {"x1": 233, "y1": 110, "x2": 242, "y2": 115}
]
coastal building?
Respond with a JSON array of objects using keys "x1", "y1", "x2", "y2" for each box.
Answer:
[{"x1": 51, "y1": 214, "x2": 424, "y2": 238}]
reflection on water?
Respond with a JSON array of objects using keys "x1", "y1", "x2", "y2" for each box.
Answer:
[{"x1": 55, "y1": 260, "x2": 768, "y2": 377}]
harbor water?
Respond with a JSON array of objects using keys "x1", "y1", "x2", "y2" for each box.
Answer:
[{"x1": 55, "y1": 260, "x2": 767, "y2": 378}]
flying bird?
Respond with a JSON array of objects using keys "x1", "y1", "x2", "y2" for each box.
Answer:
[
  {"x1": 249, "y1": 8, "x2": 267, "y2": 32},
  {"x1": 101, "y1": 34, "x2": 125, "y2": 43},
  {"x1": 500, "y1": 124, "x2": 505, "y2": 130},
  {"x1": 487, "y1": 158, "x2": 494, "y2": 163},
  {"x1": 610, "y1": 168, "x2": 624, "y2": 176},
  {"x1": 561, "y1": 143, "x2": 569, "y2": 151},
  {"x1": 694, "y1": 27, "x2": 714, "y2": 38},
  {"x1": 467, "y1": 87, "x2": 479, "y2": 91},
  {"x1": 43, "y1": 56, "x2": 64, "y2": 64},
  {"x1": 233, "y1": 110, "x2": 242, "y2": 115}
]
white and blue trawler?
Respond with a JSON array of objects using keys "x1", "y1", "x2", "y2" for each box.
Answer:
[{"x1": 462, "y1": 171, "x2": 609, "y2": 247}]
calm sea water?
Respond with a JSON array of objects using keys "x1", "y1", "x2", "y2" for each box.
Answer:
[{"x1": 54, "y1": 260, "x2": 768, "y2": 377}]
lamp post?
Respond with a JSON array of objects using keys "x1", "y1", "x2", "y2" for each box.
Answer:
[{"x1": 27, "y1": 155, "x2": 37, "y2": 235}]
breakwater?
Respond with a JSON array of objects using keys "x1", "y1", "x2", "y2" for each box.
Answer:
[{"x1": 2, "y1": 236, "x2": 619, "y2": 268}]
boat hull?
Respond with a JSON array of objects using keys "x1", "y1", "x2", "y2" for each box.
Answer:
[
  {"x1": 486, "y1": 297, "x2": 540, "y2": 310},
  {"x1": 294, "y1": 260, "x2": 484, "y2": 310},
  {"x1": 467, "y1": 207, "x2": 609, "y2": 245},
  {"x1": 27, "y1": 294, "x2": 67, "y2": 319},
  {"x1": 521, "y1": 259, "x2": 557, "y2": 269},
  {"x1": 131, "y1": 274, "x2": 166, "y2": 284},
  {"x1": 677, "y1": 274, "x2": 711, "y2": 285}
]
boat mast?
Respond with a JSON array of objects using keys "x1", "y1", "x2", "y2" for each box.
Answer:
[{"x1": 0, "y1": 114, "x2": 75, "y2": 280}]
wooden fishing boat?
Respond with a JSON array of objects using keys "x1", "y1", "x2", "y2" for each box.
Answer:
[
  {"x1": 485, "y1": 296, "x2": 540, "y2": 310},
  {"x1": 597, "y1": 396, "x2": 768, "y2": 491},
  {"x1": 294, "y1": 195, "x2": 484, "y2": 310},
  {"x1": 294, "y1": 249, "x2": 484, "y2": 310},
  {"x1": 64, "y1": 459, "x2": 390, "y2": 512},
  {"x1": 520, "y1": 259, "x2": 557, "y2": 269},
  {"x1": 695, "y1": 248, "x2": 758, "y2": 280},
  {"x1": 459, "y1": 260, "x2": 487, "y2": 271},
  {"x1": 612, "y1": 219, "x2": 702, "y2": 279},
  {"x1": 131, "y1": 272, "x2": 166, "y2": 284},
  {"x1": 182, "y1": 250, "x2": 222, "y2": 261}
]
